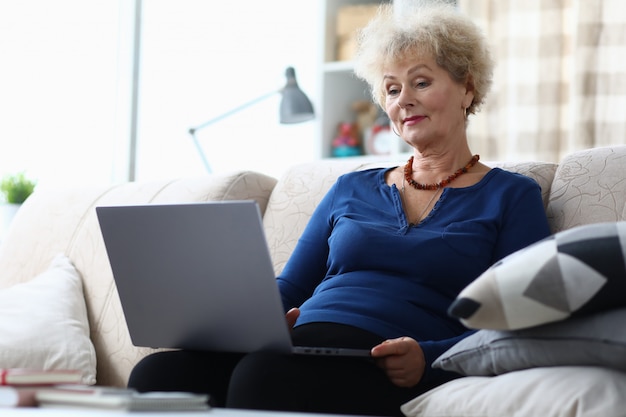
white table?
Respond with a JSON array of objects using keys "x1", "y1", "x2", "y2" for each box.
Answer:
[{"x1": 1, "y1": 407, "x2": 370, "y2": 417}]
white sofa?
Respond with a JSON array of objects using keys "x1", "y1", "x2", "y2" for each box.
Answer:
[{"x1": 1, "y1": 145, "x2": 625, "y2": 416}]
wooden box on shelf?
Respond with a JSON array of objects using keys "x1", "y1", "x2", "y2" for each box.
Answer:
[{"x1": 335, "y1": 4, "x2": 379, "y2": 61}]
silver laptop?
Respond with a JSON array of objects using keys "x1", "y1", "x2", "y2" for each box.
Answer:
[{"x1": 96, "y1": 200, "x2": 370, "y2": 357}]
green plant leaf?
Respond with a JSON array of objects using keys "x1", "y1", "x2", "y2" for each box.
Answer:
[{"x1": 0, "y1": 172, "x2": 37, "y2": 204}]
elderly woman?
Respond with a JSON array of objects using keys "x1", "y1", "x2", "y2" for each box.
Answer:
[{"x1": 128, "y1": 3, "x2": 550, "y2": 416}]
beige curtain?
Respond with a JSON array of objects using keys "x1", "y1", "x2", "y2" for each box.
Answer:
[{"x1": 458, "y1": 0, "x2": 626, "y2": 162}]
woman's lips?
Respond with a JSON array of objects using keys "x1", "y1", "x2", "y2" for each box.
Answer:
[{"x1": 403, "y1": 115, "x2": 425, "y2": 126}]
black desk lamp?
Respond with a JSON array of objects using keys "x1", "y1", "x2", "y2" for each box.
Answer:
[{"x1": 188, "y1": 67, "x2": 315, "y2": 172}]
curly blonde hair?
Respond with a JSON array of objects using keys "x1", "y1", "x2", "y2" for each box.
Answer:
[{"x1": 353, "y1": 1, "x2": 493, "y2": 116}]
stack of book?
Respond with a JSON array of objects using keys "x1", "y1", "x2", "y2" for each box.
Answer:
[
  {"x1": 0, "y1": 368, "x2": 210, "y2": 410},
  {"x1": 0, "y1": 368, "x2": 83, "y2": 407},
  {"x1": 35, "y1": 386, "x2": 210, "y2": 411}
]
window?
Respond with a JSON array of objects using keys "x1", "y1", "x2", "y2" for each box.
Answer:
[
  {"x1": 0, "y1": 0, "x2": 122, "y2": 188},
  {"x1": 0, "y1": 0, "x2": 319, "y2": 188},
  {"x1": 136, "y1": 0, "x2": 319, "y2": 180}
]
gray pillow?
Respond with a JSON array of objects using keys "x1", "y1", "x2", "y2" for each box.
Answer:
[{"x1": 433, "y1": 307, "x2": 626, "y2": 376}]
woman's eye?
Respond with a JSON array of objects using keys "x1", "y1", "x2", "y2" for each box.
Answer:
[
  {"x1": 416, "y1": 80, "x2": 430, "y2": 88},
  {"x1": 387, "y1": 87, "x2": 400, "y2": 96}
]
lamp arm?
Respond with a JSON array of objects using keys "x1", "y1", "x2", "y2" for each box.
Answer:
[
  {"x1": 188, "y1": 89, "x2": 280, "y2": 135},
  {"x1": 188, "y1": 88, "x2": 280, "y2": 173},
  {"x1": 189, "y1": 130, "x2": 213, "y2": 173}
]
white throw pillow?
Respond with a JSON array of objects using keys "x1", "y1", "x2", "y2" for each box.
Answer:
[
  {"x1": 402, "y1": 367, "x2": 626, "y2": 417},
  {"x1": 0, "y1": 254, "x2": 96, "y2": 385}
]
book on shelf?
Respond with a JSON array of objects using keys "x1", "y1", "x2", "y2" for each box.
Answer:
[
  {"x1": 36, "y1": 385, "x2": 210, "y2": 411},
  {"x1": 0, "y1": 368, "x2": 82, "y2": 386}
]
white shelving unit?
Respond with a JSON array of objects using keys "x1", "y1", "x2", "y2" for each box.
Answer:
[{"x1": 317, "y1": 0, "x2": 390, "y2": 159}]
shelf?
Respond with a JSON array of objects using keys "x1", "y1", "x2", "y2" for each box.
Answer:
[
  {"x1": 318, "y1": 0, "x2": 388, "y2": 159},
  {"x1": 322, "y1": 60, "x2": 356, "y2": 73}
]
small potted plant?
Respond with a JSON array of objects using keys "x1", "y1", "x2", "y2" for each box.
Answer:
[
  {"x1": 0, "y1": 172, "x2": 37, "y2": 240},
  {"x1": 1, "y1": 172, "x2": 36, "y2": 204}
]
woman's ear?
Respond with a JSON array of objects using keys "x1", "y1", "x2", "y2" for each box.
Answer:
[{"x1": 462, "y1": 75, "x2": 476, "y2": 110}]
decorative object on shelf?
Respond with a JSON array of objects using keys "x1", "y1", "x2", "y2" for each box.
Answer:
[
  {"x1": 365, "y1": 115, "x2": 396, "y2": 155},
  {"x1": 0, "y1": 172, "x2": 36, "y2": 241},
  {"x1": 188, "y1": 67, "x2": 315, "y2": 173},
  {"x1": 332, "y1": 122, "x2": 362, "y2": 157},
  {"x1": 352, "y1": 100, "x2": 379, "y2": 145},
  {"x1": 336, "y1": 4, "x2": 380, "y2": 61}
]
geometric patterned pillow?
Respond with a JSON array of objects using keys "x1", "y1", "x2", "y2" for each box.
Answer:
[{"x1": 448, "y1": 221, "x2": 626, "y2": 330}]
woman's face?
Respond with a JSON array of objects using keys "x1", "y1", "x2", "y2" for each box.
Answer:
[{"x1": 383, "y1": 54, "x2": 473, "y2": 150}]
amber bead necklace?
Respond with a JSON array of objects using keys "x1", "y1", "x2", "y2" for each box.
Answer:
[{"x1": 403, "y1": 154, "x2": 480, "y2": 191}]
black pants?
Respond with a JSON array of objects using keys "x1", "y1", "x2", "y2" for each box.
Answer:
[{"x1": 127, "y1": 323, "x2": 427, "y2": 416}]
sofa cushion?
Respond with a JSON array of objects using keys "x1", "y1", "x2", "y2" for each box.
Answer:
[
  {"x1": 433, "y1": 307, "x2": 626, "y2": 376},
  {"x1": 486, "y1": 160, "x2": 557, "y2": 210},
  {"x1": 547, "y1": 145, "x2": 626, "y2": 233},
  {"x1": 0, "y1": 254, "x2": 96, "y2": 384},
  {"x1": 448, "y1": 221, "x2": 626, "y2": 330},
  {"x1": 401, "y1": 366, "x2": 626, "y2": 417}
]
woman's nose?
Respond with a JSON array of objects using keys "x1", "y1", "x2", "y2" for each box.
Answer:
[{"x1": 397, "y1": 89, "x2": 414, "y2": 109}]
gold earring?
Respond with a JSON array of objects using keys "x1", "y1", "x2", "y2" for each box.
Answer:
[{"x1": 463, "y1": 107, "x2": 468, "y2": 119}]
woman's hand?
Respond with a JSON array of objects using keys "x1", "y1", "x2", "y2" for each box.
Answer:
[
  {"x1": 370, "y1": 337, "x2": 426, "y2": 387},
  {"x1": 285, "y1": 307, "x2": 300, "y2": 330}
]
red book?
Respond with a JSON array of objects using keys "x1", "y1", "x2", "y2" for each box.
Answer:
[{"x1": 0, "y1": 369, "x2": 82, "y2": 386}]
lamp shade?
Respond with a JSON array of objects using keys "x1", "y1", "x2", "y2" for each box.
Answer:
[{"x1": 279, "y1": 67, "x2": 315, "y2": 124}]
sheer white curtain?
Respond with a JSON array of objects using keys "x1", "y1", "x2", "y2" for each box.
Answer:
[
  {"x1": 0, "y1": 1, "x2": 124, "y2": 188},
  {"x1": 459, "y1": 0, "x2": 626, "y2": 163}
]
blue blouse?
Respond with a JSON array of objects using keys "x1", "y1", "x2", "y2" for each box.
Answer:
[{"x1": 277, "y1": 167, "x2": 550, "y2": 384}]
